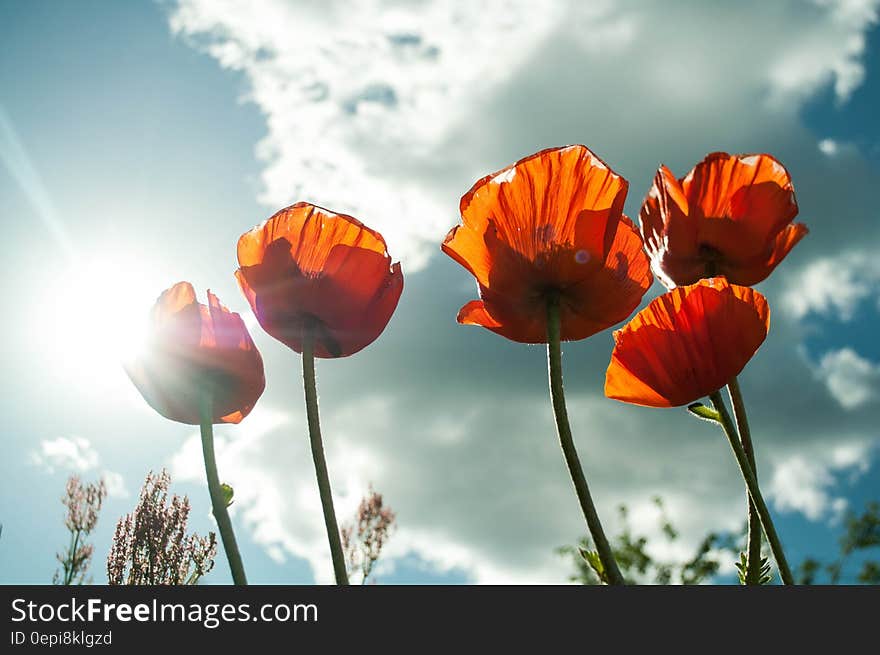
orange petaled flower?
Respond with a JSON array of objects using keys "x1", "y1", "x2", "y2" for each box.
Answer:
[
  {"x1": 236, "y1": 202, "x2": 403, "y2": 358},
  {"x1": 640, "y1": 152, "x2": 808, "y2": 288},
  {"x1": 125, "y1": 282, "x2": 266, "y2": 424},
  {"x1": 442, "y1": 145, "x2": 653, "y2": 343},
  {"x1": 605, "y1": 277, "x2": 770, "y2": 408}
]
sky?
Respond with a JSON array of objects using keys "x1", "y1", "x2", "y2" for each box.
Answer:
[{"x1": 1, "y1": 0, "x2": 879, "y2": 585}]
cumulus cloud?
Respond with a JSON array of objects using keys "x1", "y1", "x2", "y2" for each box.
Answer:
[
  {"x1": 162, "y1": 0, "x2": 880, "y2": 583},
  {"x1": 169, "y1": 378, "x2": 876, "y2": 582},
  {"x1": 765, "y1": 0, "x2": 878, "y2": 104},
  {"x1": 816, "y1": 348, "x2": 880, "y2": 409},
  {"x1": 766, "y1": 440, "x2": 874, "y2": 521},
  {"x1": 783, "y1": 250, "x2": 880, "y2": 320},
  {"x1": 168, "y1": 0, "x2": 879, "y2": 272},
  {"x1": 31, "y1": 436, "x2": 99, "y2": 473},
  {"x1": 169, "y1": 0, "x2": 562, "y2": 270},
  {"x1": 31, "y1": 436, "x2": 128, "y2": 498},
  {"x1": 170, "y1": 393, "x2": 755, "y2": 583},
  {"x1": 165, "y1": 256, "x2": 880, "y2": 583}
]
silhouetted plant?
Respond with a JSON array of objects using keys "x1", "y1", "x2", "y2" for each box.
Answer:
[
  {"x1": 341, "y1": 486, "x2": 396, "y2": 584},
  {"x1": 560, "y1": 497, "x2": 746, "y2": 585},
  {"x1": 54, "y1": 476, "x2": 106, "y2": 585},
  {"x1": 107, "y1": 470, "x2": 216, "y2": 585},
  {"x1": 797, "y1": 501, "x2": 880, "y2": 585},
  {"x1": 564, "y1": 497, "x2": 880, "y2": 585}
]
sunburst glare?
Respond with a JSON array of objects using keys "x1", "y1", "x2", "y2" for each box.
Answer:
[{"x1": 31, "y1": 252, "x2": 164, "y2": 393}]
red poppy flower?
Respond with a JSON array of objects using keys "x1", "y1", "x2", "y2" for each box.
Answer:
[
  {"x1": 640, "y1": 152, "x2": 808, "y2": 288},
  {"x1": 604, "y1": 277, "x2": 770, "y2": 408},
  {"x1": 442, "y1": 145, "x2": 653, "y2": 343},
  {"x1": 235, "y1": 202, "x2": 403, "y2": 358},
  {"x1": 125, "y1": 282, "x2": 266, "y2": 424}
]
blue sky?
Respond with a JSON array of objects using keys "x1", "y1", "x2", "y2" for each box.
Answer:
[{"x1": 1, "y1": 0, "x2": 879, "y2": 585}]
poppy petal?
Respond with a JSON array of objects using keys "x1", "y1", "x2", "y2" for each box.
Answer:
[
  {"x1": 459, "y1": 146, "x2": 627, "y2": 262},
  {"x1": 236, "y1": 203, "x2": 402, "y2": 358},
  {"x1": 150, "y1": 282, "x2": 203, "y2": 352},
  {"x1": 684, "y1": 153, "x2": 796, "y2": 221},
  {"x1": 605, "y1": 278, "x2": 769, "y2": 407},
  {"x1": 464, "y1": 286, "x2": 547, "y2": 343},
  {"x1": 205, "y1": 289, "x2": 242, "y2": 351},
  {"x1": 220, "y1": 410, "x2": 247, "y2": 424},
  {"x1": 639, "y1": 166, "x2": 703, "y2": 287},
  {"x1": 457, "y1": 300, "x2": 502, "y2": 328},
  {"x1": 237, "y1": 202, "x2": 388, "y2": 273},
  {"x1": 444, "y1": 145, "x2": 652, "y2": 344},
  {"x1": 685, "y1": 153, "x2": 798, "y2": 257},
  {"x1": 639, "y1": 165, "x2": 692, "y2": 255},
  {"x1": 565, "y1": 215, "x2": 654, "y2": 337},
  {"x1": 441, "y1": 224, "x2": 494, "y2": 289},
  {"x1": 641, "y1": 152, "x2": 805, "y2": 287},
  {"x1": 730, "y1": 222, "x2": 810, "y2": 286},
  {"x1": 766, "y1": 221, "x2": 809, "y2": 268},
  {"x1": 153, "y1": 281, "x2": 197, "y2": 321},
  {"x1": 126, "y1": 284, "x2": 266, "y2": 425},
  {"x1": 313, "y1": 246, "x2": 403, "y2": 357}
]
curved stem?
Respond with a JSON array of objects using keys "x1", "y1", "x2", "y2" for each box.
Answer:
[
  {"x1": 199, "y1": 392, "x2": 248, "y2": 586},
  {"x1": 302, "y1": 322, "x2": 349, "y2": 585},
  {"x1": 709, "y1": 391, "x2": 794, "y2": 585},
  {"x1": 727, "y1": 376, "x2": 763, "y2": 584},
  {"x1": 546, "y1": 295, "x2": 624, "y2": 585}
]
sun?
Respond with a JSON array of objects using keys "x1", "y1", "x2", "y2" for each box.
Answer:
[{"x1": 31, "y1": 252, "x2": 164, "y2": 391}]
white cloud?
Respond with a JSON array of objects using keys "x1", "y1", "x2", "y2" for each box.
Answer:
[
  {"x1": 818, "y1": 138, "x2": 839, "y2": 155},
  {"x1": 816, "y1": 137, "x2": 859, "y2": 157},
  {"x1": 102, "y1": 470, "x2": 128, "y2": 499},
  {"x1": 31, "y1": 436, "x2": 128, "y2": 498},
  {"x1": 766, "y1": 0, "x2": 878, "y2": 105},
  {"x1": 769, "y1": 457, "x2": 836, "y2": 521},
  {"x1": 168, "y1": 392, "x2": 798, "y2": 583},
  {"x1": 831, "y1": 440, "x2": 873, "y2": 472},
  {"x1": 619, "y1": 494, "x2": 740, "y2": 582},
  {"x1": 783, "y1": 250, "x2": 880, "y2": 320},
  {"x1": 169, "y1": 0, "x2": 561, "y2": 271},
  {"x1": 32, "y1": 436, "x2": 98, "y2": 473},
  {"x1": 816, "y1": 348, "x2": 880, "y2": 409},
  {"x1": 168, "y1": 0, "x2": 879, "y2": 272},
  {"x1": 766, "y1": 440, "x2": 874, "y2": 521},
  {"x1": 161, "y1": 0, "x2": 880, "y2": 583},
  {"x1": 169, "y1": 388, "x2": 878, "y2": 583}
]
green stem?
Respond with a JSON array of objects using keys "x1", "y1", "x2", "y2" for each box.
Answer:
[
  {"x1": 302, "y1": 322, "x2": 349, "y2": 585},
  {"x1": 64, "y1": 529, "x2": 81, "y2": 585},
  {"x1": 709, "y1": 391, "x2": 794, "y2": 585},
  {"x1": 727, "y1": 376, "x2": 763, "y2": 584},
  {"x1": 546, "y1": 294, "x2": 624, "y2": 585},
  {"x1": 199, "y1": 392, "x2": 248, "y2": 586}
]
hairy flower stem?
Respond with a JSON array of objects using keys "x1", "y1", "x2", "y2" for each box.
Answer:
[
  {"x1": 302, "y1": 322, "x2": 349, "y2": 585},
  {"x1": 709, "y1": 391, "x2": 793, "y2": 584},
  {"x1": 546, "y1": 295, "x2": 624, "y2": 585},
  {"x1": 199, "y1": 392, "x2": 247, "y2": 585},
  {"x1": 727, "y1": 376, "x2": 763, "y2": 584}
]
